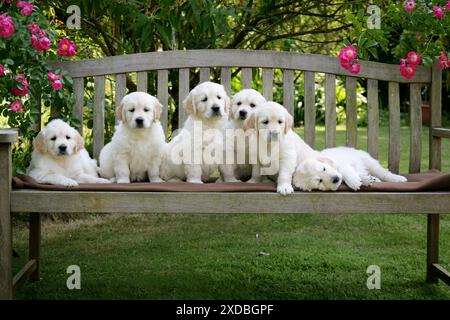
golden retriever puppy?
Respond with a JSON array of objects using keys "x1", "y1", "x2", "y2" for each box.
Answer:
[
  {"x1": 28, "y1": 119, "x2": 110, "y2": 187},
  {"x1": 99, "y1": 92, "x2": 166, "y2": 183},
  {"x1": 293, "y1": 147, "x2": 407, "y2": 191},
  {"x1": 160, "y1": 81, "x2": 237, "y2": 183},
  {"x1": 229, "y1": 89, "x2": 266, "y2": 181},
  {"x1": 244, "y1": 101, "x2": 316, "y2": 195}
]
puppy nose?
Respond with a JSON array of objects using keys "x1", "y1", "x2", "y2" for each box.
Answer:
[
  {"x1": 58, "y1": 145, "x2": 67, "y2": 152},
  {"x1": 332, "y1": 176, "x2": 340, "y2": 184},
  {"x1": 270, "y1": 131, "x2": 279, "y2": 137},
  {"x1": 211, "y1": 105, "x2": 220, "y2": 113},
  {"x1": 135, "y1": 117, "x2": 144, "y2": 125},
  {"x1": 239, "y1": 110, "x2": 247, "y2": 118}
]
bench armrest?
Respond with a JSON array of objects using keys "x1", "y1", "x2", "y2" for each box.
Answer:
[{"x1": 0, "y1": 129, "x2": 18, "y2": 144}]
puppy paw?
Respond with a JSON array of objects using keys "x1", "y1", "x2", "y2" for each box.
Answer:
[
  {"x1": 247, "y1": 178, "x2": 261, "y2": 184},
  {"x1": 116, "y1": 177, "x2": 131, "y2": 184},
  {"x1": 96, "y1": 178, "x2": 112, "y2": 184},
  {"x1": 187, "y1": 178, "x2": 203, "y2": 184},
  {"x1": 360, "y1": 175, "x2": 380, "y2": 187},
  {"x1": 149, "y1": 177, "x2": 164, "y2": 183},
  {"x1": 62, "y1": 178, "x2": 79, "y2": 187},
  {"x1": 224, "y1": 177, "x2": 241, "y2": 183},
  {"x1": 344, "y1": 176, "x2": 362, "y2": 191},
  {"x1": 277, "y1": 183, "x2": 294, "y2": 196},
  {"x1": 389, "y1": 174, "x2": 408, "y2": 183}
]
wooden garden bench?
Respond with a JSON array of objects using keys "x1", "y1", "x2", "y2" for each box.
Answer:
[{"x1": 1, "y1": 49, "x2": 450, "y2": 299}]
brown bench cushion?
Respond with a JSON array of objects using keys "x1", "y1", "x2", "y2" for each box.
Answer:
[{"x1": 11, "y1": 170, "x2": 450, "y2": 192}]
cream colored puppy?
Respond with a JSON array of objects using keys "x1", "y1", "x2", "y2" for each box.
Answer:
[
  {"x1": 160, "y1": 81, "x2": 237, "y2": 183},
  {"x1": 244, "y1": 101, "x2": 315, "y2": 195},
  {"x1": 99, "y1": 92, "x2": 166, "y2": 183},
  {"x1": 28, "y1": 119, "x2": 110, "y2": 187},
  {"x1": 293, "y1": 147, "x2": 407, "y2": 191},
  {"x1": 229, "y1": 89, "x2": 266, "y2": 181}
]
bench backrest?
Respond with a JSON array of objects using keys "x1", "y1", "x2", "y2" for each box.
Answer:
[{"x1": 51, "y1": 49, "x2": 443, "y2": 174}]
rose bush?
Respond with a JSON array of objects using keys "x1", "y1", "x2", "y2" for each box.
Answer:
[{"x1": 0, "y1": 0, "x2": 78, "y2": 174}]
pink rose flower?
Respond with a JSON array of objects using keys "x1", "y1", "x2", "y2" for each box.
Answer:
[
  {"x1": 433, "y1": 6, "x2": 445, "y2": 19},
  {"x1": 57, "y1": 39, "x2": 77, "y2": 57},
  {"x1": 10, "y1": 100, "x2": 23, "y2": 113},
  {"x1": 348, "y1": 61, "x2": 361, "y2": 74},
  {"x1": 339, "y1": 45, "x2": 357, "y2": 62},
  {"x1": 11, "y1": 73, "x2": 29, "y2": 96},
  {"x1": 27, "y1": 22, "x2": 40, "y2": 34},
  {"x1": 38, "y1": 30, "x2": 46, "y2": 37},
  {"x1": 51, "y1": 80, "x2": 63, "y2": 91},
  {"x1": 30, "y1": 32, "x2": 51, "y2": 51},
  {"x1": 404, "y1": 0, "x2": 415, "y2": 13},
  {"x1": 6, "y1": 0, "x2": 15, "y2": 3},
  {"x1": 0, "y1": 64, "x2": 4, "y2": 77},
  {"x1": 438, "y1": 52, "x2": 449, "y2": 70},
  {"x1": 400, "y1": 58, "x2": 407, "y2": 66},
  {"x1": 17, "y1": 1, "x2": 34, "y2": 17},
  {"x1": 400, "y1": 64, "x2": 416, "y2": 79},
  {"x1": 445, "y1": 1, "x2": 450, "y2": 10},
  {"x1": 407, "y1": 51, "x2": 421, "y2": 65},
  {"x1": 38, "y1": 37, "x2": 51, "y2": 50},
  {"x1": 0, "y1": 13, "x2": 15, "y2": 38}
]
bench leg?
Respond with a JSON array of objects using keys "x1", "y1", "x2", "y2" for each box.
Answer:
[
  {"x1": 426, "y1": 214, "x2": 440, "y2": 284},
  {"x1": 0, "y1": 143, "x2": 13, "y2": 299},
  {"x1": 29, "y1": 213, "x2": 41, "y2": 281}
]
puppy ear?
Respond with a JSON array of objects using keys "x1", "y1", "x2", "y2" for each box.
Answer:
[
  {"x1": 243, "y1": 112, "x2": 256, "y2": 131},
  {"x1": 153, "y1": 100, "x2": 162, "y2": 122},
  {"x1": 292, "y1": 164, "x2": 312, "y2": 192},
  {"x1": 33, "y1": 131, "x2": 47, "y2": 154},
  {"x1": 116, "y1": 101, "x2": 124, "y2": 121},
  {"x1": 284, "y1": 111, "x2": 294, "y2": 134},
  {"x1": 317, "y1": 157, "x2": 336, "y2": 168},
  {"x1": 74, "y1": 129, "x2": 85, "y2": 153},
  {"x1": 183, "y1": 92, "x2": 196, "y2": 115}
]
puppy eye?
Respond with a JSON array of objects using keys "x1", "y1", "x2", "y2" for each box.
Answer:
[
  {"x1": 323, "y1": 167, "x2": 326, "y2": 171},
  {"x1": 250, "y1": 103, "x2": 256, "y2": 108},
  {"x1": 144, "y1": 108, "x2": 149, "y2": 112},
  {"x1": 66, "y1": 136, "x2": 71, "y2": 140},
  {"x1": 50, "y1": 136, "x2": 56, "y2": 141},
  {"x1": 237, "y1": 102, "x2": 242, "y2": 106},
  {"x1": 129, "y1": 108, "x2": 135, "y2": 112},
  {"x1": 202, "y1": 97, "x2": 207, "y2": 102},
  {"x1": 278, "y1": 120, "x2": 283, "y2": 124},
  {"x1": 262, "y1": 120, "x2": 269, "y2": 125},
  {"x1": 319, "y1": 179, "x2": 323, "y2": 183},
  {"x1": 217, "y1": 95, "x2": 221, "y2": 100}
]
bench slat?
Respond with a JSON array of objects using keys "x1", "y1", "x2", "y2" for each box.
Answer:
[
  {"x1": 388, "y1": 82, "x2": 401, "y2": 173},
  {"x1": 409, "y1": 83, "x2": 422, "y2": 173},
  {"x1": 137, "y1": 71, "x2": 148, "y2": 92},
  {"x1": 283, "y1": 69, "x2": 294, "y2": 115},
  {"x1": 367, "y1": 79, "x2": 379, "y2": 159},
  {"x1": 262, "y1": 68, "x2": 273, "y2": 100},
  {"x1": 345, "y1": 77, "x2": 357, "y2": 148},
  {"x1": 430, "y1": 62, "x2": 442, "y2": 170},
  {"x1": 115, "y1": 73, "x2": 127, "y2": 125},
  {"x1": 241, "y1": 67, "x2": 252, "y2": 89},
  {"x1": 178, "y1": 68, "x2": 190, "y2": 128},
  {"x1": 304, "y1": 71, "x2": 315, "y2": 148},
  {"x1": 157, "y1": 69, "x2": 169, "y2": 135},
  {"x1": 73, "y1": 77, "x2": 84, "y2": 135},
  {"x1": 325, "y1": 74, "x2": 336, "y2": 148},
  {"x1": 221, "y1": 67, "x2": 232, "y2": 97},
  {"x1": 93, "y1": 76, "x2": 106, "y2": 160},
  {"x1": 199, "y1": 67, "x2": 210, "y2": 83}
]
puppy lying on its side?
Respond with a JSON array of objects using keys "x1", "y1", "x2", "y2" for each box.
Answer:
[
  {"x1": 99, "y1": 92, "x2": 166, "y2": 183},
  {"x1": 293, "y1": 146, "x2": 407, "y2": 191},
  {"x1": 28, "y1": 119, "x2": 110, "y2": 187}
]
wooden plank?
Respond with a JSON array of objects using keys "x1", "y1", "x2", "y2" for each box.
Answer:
[
  {"x1": 367, "y1": 79, "x2": 379, "y2": 159},
  {"x1": 262, "y1": 68, "x2": 273, "y2": 100},
  {"x1": 199, "y1": 67, "x2": 210, "y2": 83},
  {"x1": 283, "y1": 69, "x2": 294, "y2": 115},
  {"x1": 157, "y1": 69, "x2": 169, "y2": 135},
  {"x1": 136, "y1": 71, "x2": 148, "y2": 92},
  {"x1": 431, "y1": 264, "x2": 450, "y2": 286},
  {"x1": 430, "y1": 62, "x2": 442, "y2": 170},
  {"x1": 115, "y1": 73, "x2": 127, "y2": 125},
  {"x1": 221, "y1": 67, "x2": 232, "y2": 97},
  {"x1": 178, "y1": 68, "x2": 190, "y2": 128},
  {"x1": 93, "y1": 76, "x2": 105, "y2": 160},
  {"x1": 29, "y1": 213, "x2": 40, "y2": 281},
  {"x1": 388, "y1": 82, "x2": 401, "y2": 173},
  {"x1": 0, "y1": 142, "x2": 13, "y2": 299},
  {"x1": 325, "y1": 74, "x2": 336, "y2": 148},
  {"x1": 12, "y1": 260, "x2": 37, "y2": 293},
  {"x1": 241, "y1": 67, "x2": 252, "y2": 89},
  {"x1": 409, "y1": 83, "x2": 422, "y2": 173},
  {"x1": 432, "y1": 128, "x2": 450, "y2": 139},
  {"x1": 304, "y1": 71, "x2": 315, "y2": 147},
  {"x1": 0, "y1": 129, "x2": 18, "y2": 143},
  {"x1": 50, "y1": 49, "x2": 432, "y2": 83},
  {"x1": 427, "y1": 214, "x2": 440, "y2": 283},
  {"x1": 10, "y1": 190, "x2": 450, "y2": 214},
  {"x1": 345, "y1": 77, "x2": 357, "y2": 148},
  {"x1": 73, "y1": 77, "x2": 84, "y2": 135}
]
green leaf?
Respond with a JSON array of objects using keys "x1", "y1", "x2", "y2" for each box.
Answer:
[{"x1": 2, "y1": 58, "x2": 14, "y2": 65}]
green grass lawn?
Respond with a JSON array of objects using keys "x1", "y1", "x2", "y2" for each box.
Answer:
[{"x1": 12, "y1": 126, "x2": 450, "y2": 299}]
